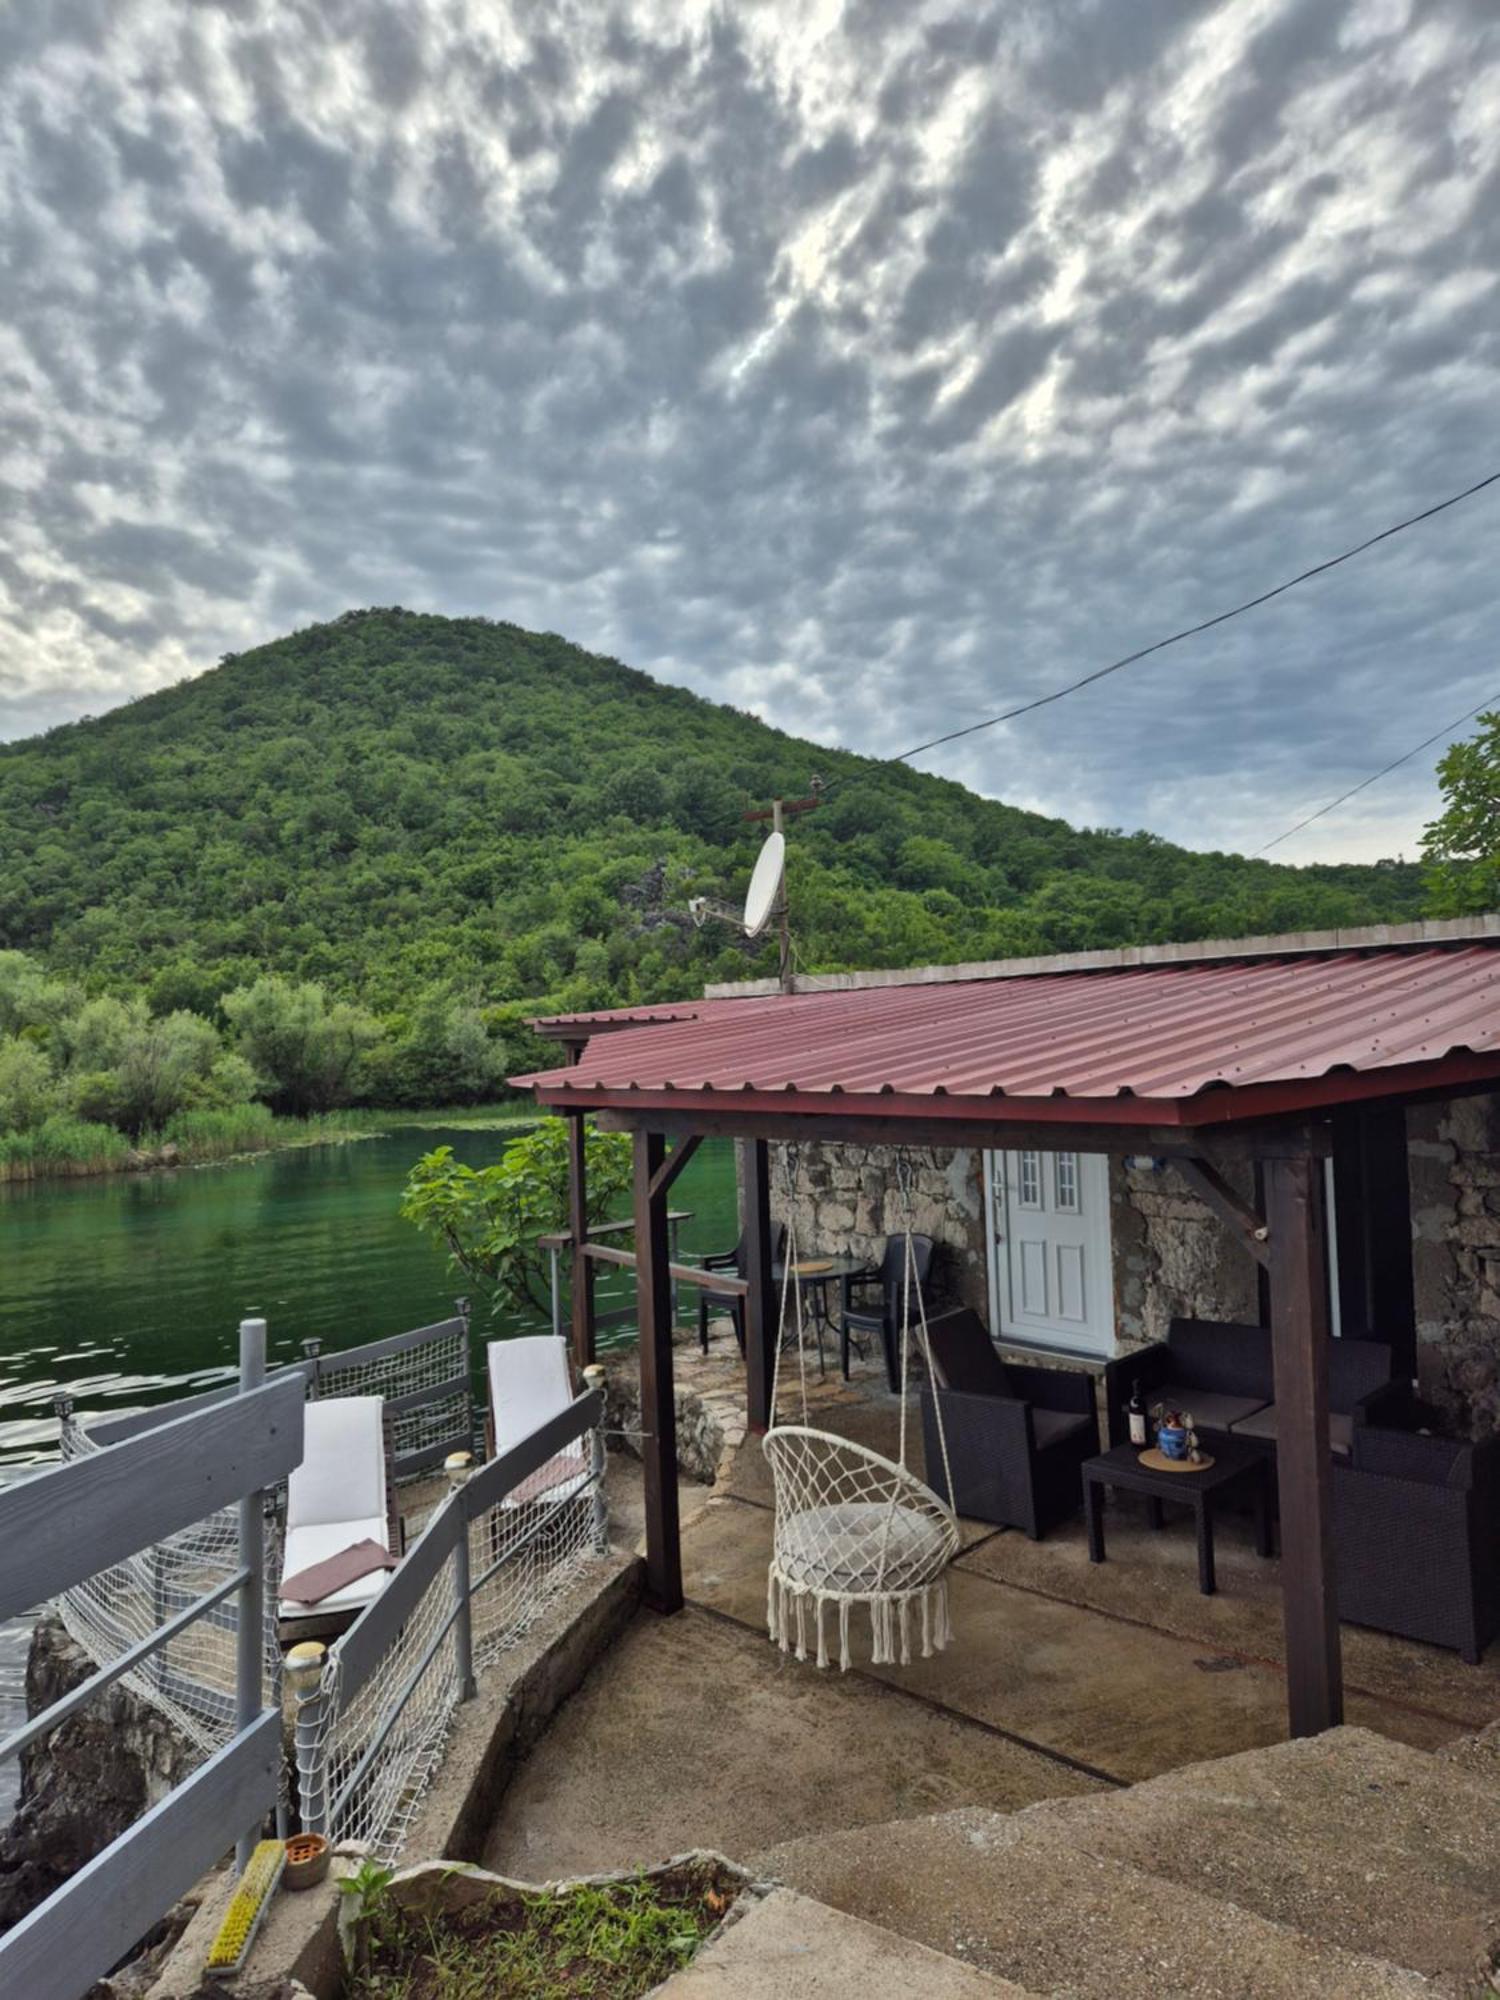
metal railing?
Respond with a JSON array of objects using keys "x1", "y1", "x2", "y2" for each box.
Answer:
[
  {"x1": 292, "y1": 1387, "x2": 605, "y2": 1863},
  {"x1": 0, "y1": 1322, "x2": 302, "y2": 2000}
]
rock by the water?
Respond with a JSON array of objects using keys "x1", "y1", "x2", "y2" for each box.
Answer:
[{"x1": 0, "y1": 1613, "x2": 196, "y2": 1933}]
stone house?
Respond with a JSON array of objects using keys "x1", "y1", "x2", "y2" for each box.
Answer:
[{"x1": 699, "y1": 917, "x2": 1500, "y2": 1438}]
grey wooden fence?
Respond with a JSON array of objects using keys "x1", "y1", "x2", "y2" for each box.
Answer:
[{"x1": 0, "y1": 1344, "x2": 303, "y2": 2000}]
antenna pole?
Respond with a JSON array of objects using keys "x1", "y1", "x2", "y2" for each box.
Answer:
[{"x1": 772, "y1": 799, "x2": 793, "y2": 995}]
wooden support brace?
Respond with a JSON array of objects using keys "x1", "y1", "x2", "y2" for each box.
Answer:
[
  {"x1": 1177, "y1": 1156, "x2": 1271, "y2": 1268},
  {"x1": 648, "y1": 1134, "x2": 702, "y2": 1204}
]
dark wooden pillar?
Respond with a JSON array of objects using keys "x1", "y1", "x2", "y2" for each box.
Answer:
[
  {"x1": 634, "y1": 1129, "x2": 683, "y2": 1613},
  {"x1": 567, "y1": 1110, "x2": 595, "y2": 1371},
  {"x1": 743, "y1": 1139, "x2": 777, "y2": 1434},
  {"x1": 1266, "y1": 1151, "x2": 1343, "y2": 1737},
  {"x1": 1330, "y1": 1106, "x2": 1416, "y2": 1374}
]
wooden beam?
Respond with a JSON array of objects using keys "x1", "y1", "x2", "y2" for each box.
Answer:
[
  {"x1": 648, "y1": 1134, "x2": 702, "y2": 1204},
  {"x1": 634, "y1": 1130, "x2": 683, "y2": 1615},
  {"x1": 578, "y1": 1241, "x2": 747, "y2": 1294},
  {"x1": 1177, "y1": 1156, "x2": 1270, "y2": 1267},
  {"x1": 592, "y1": 1104, "x2": 1334, "y2": 1163},
  {"x1": 743, "y1": 1139, "x2": 777, "y2": 1434},
  {"x1": 566, "y1": 1110, "x2": 595, "y2": 1371},
  {"x1": 1266, "y1": 1152, "x2": 1343, "y2": 1738}
]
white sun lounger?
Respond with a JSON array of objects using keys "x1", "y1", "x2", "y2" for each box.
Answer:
[
  {"x1": 486, "y1": 1336, "x2": 591, "y2": 1506},
  {"x1": 278, "y1": 1396, "x2": 400, "y2": 1637}
]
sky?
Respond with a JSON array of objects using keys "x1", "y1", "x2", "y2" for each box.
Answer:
[{"x1": 1, "y1": 0, "x2": 1497, "y2": 865}]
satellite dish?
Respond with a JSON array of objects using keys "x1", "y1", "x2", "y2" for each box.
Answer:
[{"x1": 743, "y1": 830, "x2": 786, "y2": 938}]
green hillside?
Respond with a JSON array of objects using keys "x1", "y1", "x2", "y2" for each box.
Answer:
[{"x1": 1, "y1": 606, "x2": 1424, "y2": 1053}]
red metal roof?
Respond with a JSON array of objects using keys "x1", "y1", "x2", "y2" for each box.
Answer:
[
  {"x1": 514, "y1": 946, "x2": 1500, "y2": 1129},
  {"x1": 529, "y1": 996, "x2": 778, "y2": 1035}
]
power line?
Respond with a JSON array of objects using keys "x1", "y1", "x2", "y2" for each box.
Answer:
[
  {"x1": 1255, "y1": 691, "x2": 1500, "y2": 856},
  {"x1": 883, "y1": 469, "x2": 1500, "y2": 768}
]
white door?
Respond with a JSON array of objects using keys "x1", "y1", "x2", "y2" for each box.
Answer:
[{"x1": 986, "y1": 1149, "x2": 1116, "y2": 1356}]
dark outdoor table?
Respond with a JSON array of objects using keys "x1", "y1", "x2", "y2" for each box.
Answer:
[
  {"x1": 1082, "y1": 1437, "x2": 1274, "y2": 1596},
  {"x1": 771, "y1": 1254, "x2": 872, "y2": 1320}
]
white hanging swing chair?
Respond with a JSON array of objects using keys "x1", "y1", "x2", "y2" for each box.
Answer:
[{"x1": 763, "y1": 1148, "x2": 960, "y2": 1672}]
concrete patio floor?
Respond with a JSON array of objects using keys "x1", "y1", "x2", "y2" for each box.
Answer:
[{"x1": 482, "y1": 1328, "x2": 1500, "y2": 1879}]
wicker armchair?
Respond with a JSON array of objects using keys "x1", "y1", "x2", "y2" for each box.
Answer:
[
  {"x1": 917, "y1": 1307, "x2": 1097, "y2": 1538},
  {"x1": 1333, "y1": 1419, "x2": 1500, "y2": 1663}
]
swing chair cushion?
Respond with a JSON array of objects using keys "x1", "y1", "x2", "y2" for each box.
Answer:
[
  {"x1": 777, "y1": 1498, "x2": 952, "y2": 1594},
  {"x1": 764, "y1": 1428, "x2": 959, "y2": 1597}
]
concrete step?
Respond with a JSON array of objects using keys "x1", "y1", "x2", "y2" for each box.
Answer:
[
  {"x1": 1016, "y1": 1724, "x2": 1500, "y2": 1986},
  {"x1": 655, "y1": 1887, "x2": 1035, "y2": 1997},
  {"x1": 1438, "y1": 1718, "x2": 1500, "y2": 1784},
  {"x1": 755, "y1": 1807, "x2": 1433, "y2": 1999}
]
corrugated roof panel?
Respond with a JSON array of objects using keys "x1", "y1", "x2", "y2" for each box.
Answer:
[{"x1": 513, "y1": 946, "x2": 1500, "y2": 1118}]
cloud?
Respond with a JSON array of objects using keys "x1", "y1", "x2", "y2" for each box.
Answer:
[{"x1": 0, "y1": 0, "x2": 1497, "y2": 863}]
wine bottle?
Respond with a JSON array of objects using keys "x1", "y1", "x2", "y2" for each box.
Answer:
[{"x1": 1127, "y1": 1378, "x2": 1148, "y2": 1447}]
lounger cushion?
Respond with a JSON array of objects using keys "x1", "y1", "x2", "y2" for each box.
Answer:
[
  {"x1": 279, "y1": 1517, "x2": 392, "y2": 1618},
  {"x1": 1154, "y1": 1384, "x2": 1269, "y2": 1435},
  {"x1": 288, "y1": 1397, "x2": 387, "y2": 1527},
  {"x1": 1231, "y1": 1403, "x2": 1354, "y2": 1457},
  {"x1": 489, "y1": 1335, "x2": 573, "y2": 1457},
  {"x1": 1031, "y1": 1410, "x2": 1094, "y2": 1451},
  {"x1": 776, "y1": 1501, "x2": 949, "y2": 1594}
]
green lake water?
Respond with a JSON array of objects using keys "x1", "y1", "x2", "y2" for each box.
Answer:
[{"x1": 0, "y1": 1125, "x2": 740, "y2": 1780}]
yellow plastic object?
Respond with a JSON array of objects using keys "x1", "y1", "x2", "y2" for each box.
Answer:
[{"x1": 204, "y1": 1838, "x2": 286, "y2": 1979}]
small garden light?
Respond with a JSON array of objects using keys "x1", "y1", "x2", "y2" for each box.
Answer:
[{"x1": 444, "y1": 1449, "x2": 473, "y2": 1490}]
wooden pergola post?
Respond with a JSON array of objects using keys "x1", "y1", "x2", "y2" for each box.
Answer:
[
  {"x1": 566, "y1": 1110, "x2": 595, "y2": 1371},
  {"x1": 743, "y1": 1139, "x2": 777, "y2": 1433},
  {"x1": 1265, "y1": 1148, "x2": 1343, "y2": 1737},
  {"x1": 634, "y1": 1128, "x2": 683, "y2": 1613}
]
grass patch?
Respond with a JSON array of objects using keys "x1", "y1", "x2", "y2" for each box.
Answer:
[
  {"x1": 0, "y1": 1102, "x2": 537, "y2": 1182},
  {"x1": 354, "y1": 1862, "x2": 738, "y2": 1999}
]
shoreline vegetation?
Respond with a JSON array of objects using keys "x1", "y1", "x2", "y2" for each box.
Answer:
[{"x1": 0, "y1": 1102, "x2": 535, "y2": 1185}]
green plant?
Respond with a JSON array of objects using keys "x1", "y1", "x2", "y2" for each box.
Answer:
[{"x1": 400, "y1": 1119, "x2": 632, "y2": 1315}]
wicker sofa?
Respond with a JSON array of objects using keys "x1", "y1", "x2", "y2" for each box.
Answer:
[
  {"x1": 918, "y1": 1307, "x2": 1098, "y2": 1539},
  {"x1": 1107, "y1": 1317, "x2": 1402, "y2": 1457},
  {"x1": 1333, "y1": 1417, "x2": 1500, "y2": 1662}
]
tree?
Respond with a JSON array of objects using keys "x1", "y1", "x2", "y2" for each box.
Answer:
[
  {"x1": 221, "y1": 976, "x2": 380, "y2": 1113},
  {"x1": 400, "y1": 1120, "x2": 632, "y2": 1315},
  {"x1": 1424, "y1": 713, "x2": 1500, "y2": 916},
  {"x1": 0, "y1": 1038, "x2": 57, "y2": 1132}
]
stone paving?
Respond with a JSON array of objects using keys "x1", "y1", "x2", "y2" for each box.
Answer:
[{"x1": 483, "y1": 1319, "x2": 1500, "y2": 1879}]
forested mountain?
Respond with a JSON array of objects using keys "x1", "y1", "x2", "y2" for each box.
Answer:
[{"x1": 1, "y1": 608, "x2": 1424, "y2": 1063}]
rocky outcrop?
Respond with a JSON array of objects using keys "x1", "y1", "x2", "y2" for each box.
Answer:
[{"x1": 0, "y1": 1613, "x2": 196, "y2": 1933}]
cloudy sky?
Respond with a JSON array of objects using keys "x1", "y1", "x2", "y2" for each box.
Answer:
[{"x1": 1, "y1": 0, "x2": 1496, "y2": 863}]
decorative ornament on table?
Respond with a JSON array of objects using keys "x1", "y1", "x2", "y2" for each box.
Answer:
[{"x1": 1154, "y1": 1404, "x2": 1189, "y2": 1461}]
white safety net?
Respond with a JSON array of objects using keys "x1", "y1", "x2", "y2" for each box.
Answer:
[
  {"x1": 470, "y1": 1456, "x2": 605, "y2": 1672},
  {"x1": 314, "y1": 1549, "x2": 461, "y2": 1866},
  {"x1": 310, "y1": 1320, "x2": 471, "y2": 1478},
  {"x1": 56, "y1": 1415, "x2": 281, "y2": 1762}
]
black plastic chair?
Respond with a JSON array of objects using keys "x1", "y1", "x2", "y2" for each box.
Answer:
[
  {"x1": 839, "y1": 1234, "x2": 935, "y2": 1392},
  {"x1": 696, "y1": 1226, "x2": 786, "y2": 1354}
]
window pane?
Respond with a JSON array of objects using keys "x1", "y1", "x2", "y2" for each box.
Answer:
[
  {"x1": 1055, "y1": 1151, "x2": 1079, "y2": 1212},
  {"x1": 1019, "y1": 1150, "x2": 1041, "y2": 1208}
]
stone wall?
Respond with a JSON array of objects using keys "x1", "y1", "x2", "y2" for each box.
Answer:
[
  {"x1": 769, "y1": 1143, "x2": 987, "y2": 1314},
  {"x1": 1409, "y1": 1090, "x2": 1500, "y2": 1436},
  {"x1": 1110, "y1": 1159, "x2": 1261, "y2": 1352}
]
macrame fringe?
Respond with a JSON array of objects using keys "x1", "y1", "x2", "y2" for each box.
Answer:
[{"x1": 766, "y1": 1571, "x2": 952, "y2": 1673}]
